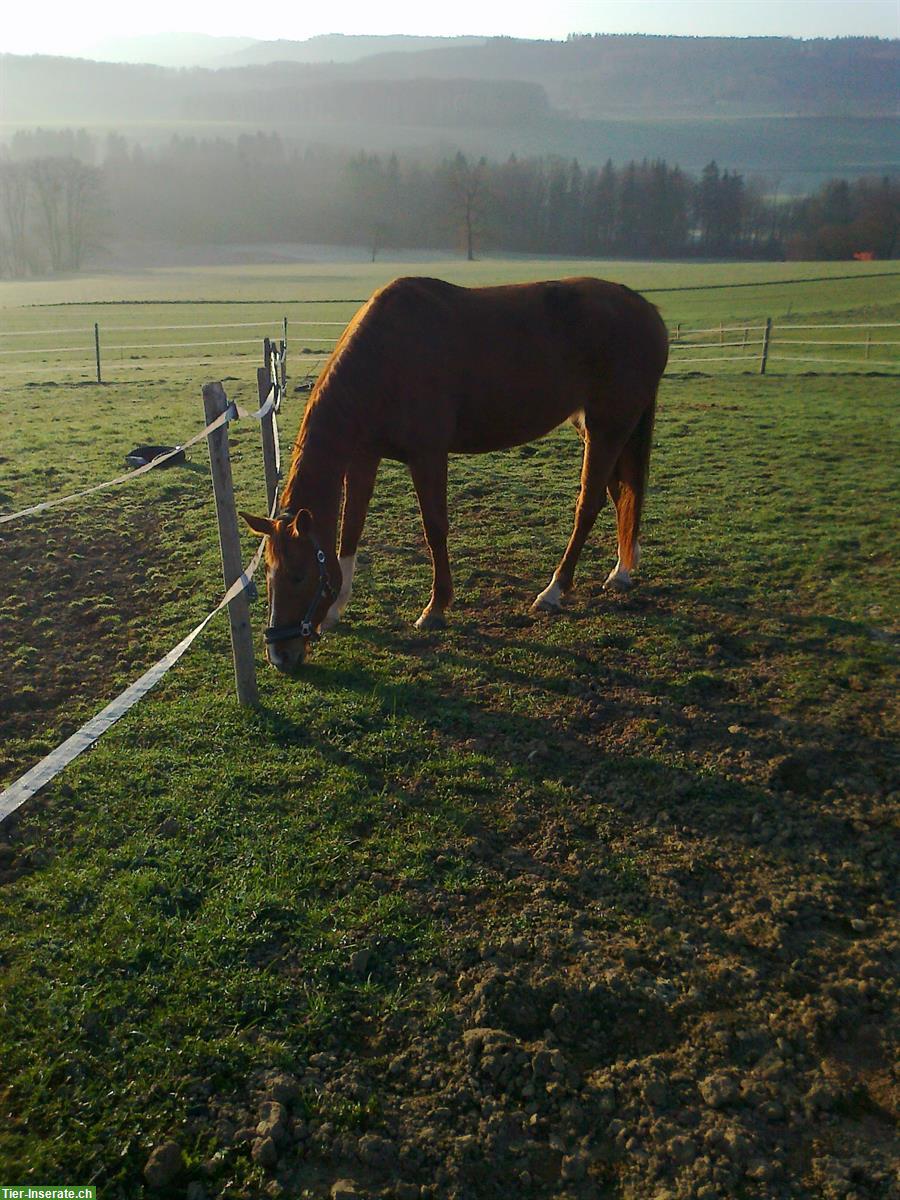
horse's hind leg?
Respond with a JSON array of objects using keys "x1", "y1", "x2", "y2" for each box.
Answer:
[
  {"x1": 604, "y1": 397, "x2": 656, "y2": 591},
  {"x1": 531, "y1": 424, "x2": 623, "y2": 613},
  {"x1": 409, "y1": 453, "x2": 453, "y2": 630},
  {"x1": 321, "y1": 451, "x2": 380, "y2": 632}
]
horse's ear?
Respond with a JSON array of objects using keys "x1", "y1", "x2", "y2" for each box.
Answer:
[
  {"x1": 291, "y1": 509, "x2": 313, "y2": 537},
  {"x1": 240, "y1": 511, "x2": 275, "y2": 536}
]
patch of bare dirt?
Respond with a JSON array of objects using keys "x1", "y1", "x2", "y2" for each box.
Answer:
[
  {"x1": 199, "y1": 775, "x2": 897, "y2": 1199},
  {"x1": 0, "y1": 513, "x2": 194, "y2": 777}
]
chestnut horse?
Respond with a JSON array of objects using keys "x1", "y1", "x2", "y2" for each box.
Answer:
[{"x1": 241, "y1": 276, "x2": 668, "y2": 672}]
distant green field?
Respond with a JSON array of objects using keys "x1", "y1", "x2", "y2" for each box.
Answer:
[
  {"x1": 1, "y1": 258, "x2": 898, "y2": 388},
  {"x1": 0, "y1": 259, "x2": 897, "y2": 1198}
]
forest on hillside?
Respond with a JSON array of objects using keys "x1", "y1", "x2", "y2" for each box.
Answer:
[
  {"x1": 1, "y1": 132, "x2": 896, "y2": 277},
  {"x1": 4, "y1": 36, "x2": 897, "y2": 122}
]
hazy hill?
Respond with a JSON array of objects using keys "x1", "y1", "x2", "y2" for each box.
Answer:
[
  {"x1": 5, "y1": 35, "x2": 897, "y2": 124},
  {"x1": 85, "y1": 33, "x2": 256, "y2": 68},
  {"x1": 1, "y1": 35, "x2": 897, "y2": 191},
  {"x1": 351, "y1": 35, "x2": 900, "y2": 118},
  {"x1": 216, "y1": 34, "x2": 487, "y2": 68}
]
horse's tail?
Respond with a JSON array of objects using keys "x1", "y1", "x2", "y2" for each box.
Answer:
[
  {"x1": 608, "y1": 385, "x2": 658, "y2": 573},
  {"x1": 633, "y1": 385, "x2": 658, "y2": 501}
]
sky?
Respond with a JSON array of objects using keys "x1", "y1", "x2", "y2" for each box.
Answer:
[{"x1": 1, "y1": 0, "x2": 897, "y2": 57}]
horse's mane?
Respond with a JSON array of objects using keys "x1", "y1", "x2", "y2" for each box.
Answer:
[{"x1": 286, "y1": 279, "x2": 453, "y2": 481}]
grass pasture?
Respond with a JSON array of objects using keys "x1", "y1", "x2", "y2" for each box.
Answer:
[{"x1": 0, "y1": 259, "x2": 898, "y2": 1200}]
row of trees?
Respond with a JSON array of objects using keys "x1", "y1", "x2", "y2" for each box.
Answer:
[
  {"x1": 440, "y1": 154, "x2": 784, "y2": 259},
  {"x1": 0, "y1": 132, "x2": 897, "y2": 277},
  {"x1": 789, "y1": 176, "x2": 899, "y2": 260}
]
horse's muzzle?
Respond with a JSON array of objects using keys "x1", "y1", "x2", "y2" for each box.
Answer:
[{"x1": 267, "y1": 639, "x2": 308, "y2": 673}]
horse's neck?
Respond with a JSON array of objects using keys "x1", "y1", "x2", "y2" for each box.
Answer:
[{"x1": 281, "y1": 403, "x2": 350, "y2": 553}]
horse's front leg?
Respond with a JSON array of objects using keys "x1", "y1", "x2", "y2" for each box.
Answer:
[
  {"x1": 321, "y1": 451, "x2": 380, "y2": 632},
  {"x1": 409, "y1": 453, "x2": 452, "y2": 630}
]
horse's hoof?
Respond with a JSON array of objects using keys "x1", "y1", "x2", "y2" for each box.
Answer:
[
  {"x1": 415, "y1": 611, "x2": 447, "y2": 631},
  {"x1": 603, "y1": 572, "x2": 634, "y2": 592},
  {"x1": 531, "y1": 598, "x2": 562, "y2": 614}
]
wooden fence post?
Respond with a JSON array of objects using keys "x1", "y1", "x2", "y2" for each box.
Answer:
[
  {"x1": 258, "y1": 338, "x2": 280, "y2": 514},
  {"x1": 202, "y1": 381, "x2": 259, "y2": 707},
  {"x1": 282, "y1": 316, "x2": 288, "y2": 386},
  {"x1": 94, "y1": 322, "x2": 102, "y2": 384},
  {"x1": 760, "y1": 317, "x2": 772, "y2": 375}
]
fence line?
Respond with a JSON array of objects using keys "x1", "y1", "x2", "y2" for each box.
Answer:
[
  {"x1": 102, "y1": 337, "x2": 270, "y2": 350},
  {"x1": 0, "y1": 321, "x2": 294, "y2": 338},
  {"x1": 671, "y1": 353, "x2": 762, "y2": 366},
  {"x1": 672, "y1": 338, "x2": 763, "y2": 351},
  {"x1": 0, "y1": 339, "x2": 287, "y2": 816},
  {"x1": 0, "y1": 336, "x2": 282, "y2": 357},
  {"x1": 0, "y1": 314, "x2": 341, "y2": 381},
  {"x1": 672, "y1": 323, "x2": 767, "y2": 338},
  {"x1": 111, "y1": 351, "x2": 325, "y2": 371},
  {"x1": 100, "y1": 320, "x2": 346, "y2": 332},
  {"x1": 667, "y1": 316, "x2": 899, "y2": 373},
  {"x1": 772, "y1": 354, "x2": 900, "y2": 368},
  {"x1": 0, "y1": 350, "x2": 328, "y2": 379},
  {"x1": 772, "y1": 338, "x2": 900, "y2": 347},
  {"x1": 103, "y1": 320, "x2": 288, "y2": 333},
  {"x1": 774, "y1": 321, "x2": 900, "y2": 330},
  {"x1": 0, "y1": 344, "x2": 91, "y2": 356},
  {"x1": 0, "y1": 326, "x2": 92, "y2": 338}
]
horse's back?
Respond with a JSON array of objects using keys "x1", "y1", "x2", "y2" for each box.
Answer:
[
  {"x1": 343, "y1": 276, "x2": 668, "y2": 455},
  {"x1": 366, "y1": 274, "x2": 667, "y2": 374}
]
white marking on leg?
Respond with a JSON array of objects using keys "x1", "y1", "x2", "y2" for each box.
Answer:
[
  {"x1": 605, "y1": 542, "x2": 639, "y2": 590},
  {"x1": 532, "y1": 573, "x2": 563, "y2": 611},
  {"x1": 604, "y1": 560, "x2": 633, "y2": 589},
  {"x1": 321, "y1": 553, "x2": 357, "y2": 632}
]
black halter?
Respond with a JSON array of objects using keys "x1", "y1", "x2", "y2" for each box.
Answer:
[{"x1": 264, "y1": 515, "x2": 335, "y2": 646}]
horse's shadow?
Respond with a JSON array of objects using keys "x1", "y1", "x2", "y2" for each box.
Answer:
[{"x1": 246, "y1": 578, "x2": 893, "y2": 889}]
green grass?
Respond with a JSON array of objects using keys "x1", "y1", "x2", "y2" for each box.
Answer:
[{"x1": 0, "y1": 259, "x2": 897, "y2": 1194}]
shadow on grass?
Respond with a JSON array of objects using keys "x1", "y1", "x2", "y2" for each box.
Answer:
[{"x1": 247, "y1": 595, "x2": 893, "y2": 897}]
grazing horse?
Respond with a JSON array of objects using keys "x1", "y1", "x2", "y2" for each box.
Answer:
[{"x1": 241, "y1": 276, "x2": 668, "y2": 672}]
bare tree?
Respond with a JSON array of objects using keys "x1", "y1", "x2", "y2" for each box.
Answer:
[
  {"x1": 0, "y1": 160, "x2": 32, "y2": 277},
  {"x1": 370, "y1": 221, "x2": 389, "y2": 263},
  {"x1": 62, "y1": 159, "x2": 104, "y2": 270},
  {"x1": 445, "y1": 152, "x2": 488, "y2": 261},
  {"x1": 29, "y1": 157, "x2": 104, "y2": 272}
]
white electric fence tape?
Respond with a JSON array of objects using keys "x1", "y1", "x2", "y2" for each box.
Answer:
[
  {"x1": 0, "y1": 380, "x2": 285, "y2": 821},
  {"x1": 0, "y1": 385, "x2": 279, "y2": 526},
  {"x1": 0, "y1": 539, "x2": 267, "y2": 824}
]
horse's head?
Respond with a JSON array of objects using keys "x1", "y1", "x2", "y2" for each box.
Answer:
[{"x1": 240, "y1": 508, "x2": 336, "y2": 672}]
